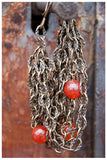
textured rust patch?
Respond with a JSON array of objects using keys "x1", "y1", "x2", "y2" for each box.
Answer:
[
  {"x1": 79, "y1": 2, "x2": 83, "y2": 6},
  {"x1": 3, "y1": 42, "x2": 13, "y2": 50},
  {"x1": 5, "y1": 28, "x2": 20, "y2": 34},
  {"x1": 11, "y1": 12, "x2": 22, "y2": 25}
]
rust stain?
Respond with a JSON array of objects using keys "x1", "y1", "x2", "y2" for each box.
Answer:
[
  {"x1": 78, "y1": 2, "x2": 83, "y2": 6},
  {"x1": 2, "y1": 3, "x2": 35, "y2": 157},
  {"x1": 55, "y1": 28, "x2": 60, "y2": 36},
  {"x1": 100, "y1": 42, "x2": 105, "y2": 49},
  {"x1": 76, "y1": 17, "x2": 81, "y2": 26},
  {"x1": 2, "y1": 2, "x2": 28, "y2": 56}
]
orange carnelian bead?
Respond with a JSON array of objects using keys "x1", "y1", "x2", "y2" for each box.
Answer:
[
  {"x1": 64, "y1": 80, "x2": 81, "y2": 99},
  {"x1": 31, "y1": 125, "x2": 48, "y2": 144},
  {"x1": 61, "y1": 122, "x2": 77, "y2": 140}
]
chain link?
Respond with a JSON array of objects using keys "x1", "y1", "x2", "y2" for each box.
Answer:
[{"x1": 28, "y1": 19, "x2": 88, "y2": 153}]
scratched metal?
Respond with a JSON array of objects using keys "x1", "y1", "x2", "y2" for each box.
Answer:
[{"x1": 2, "y1": 2, "x2": 105, "y2": 158}]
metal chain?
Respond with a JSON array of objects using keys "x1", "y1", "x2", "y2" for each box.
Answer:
[{"x1": 28, "y1": 19, "x2": 88, "y2": 153}]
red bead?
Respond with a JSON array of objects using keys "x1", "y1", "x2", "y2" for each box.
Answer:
[
  {"x1": 64, "y1": 80, "x2": 81, "y2": 99},
  {"x1": 61, "y1": 122, "x2": 77, "y2": 140},
  {"x1": 31, "y1": 125, "x2": 48, "y2": 144}
]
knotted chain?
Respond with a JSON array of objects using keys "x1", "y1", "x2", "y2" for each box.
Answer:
[{"x1": 28, "y1": 3, "x2": 88, "y2": 153}]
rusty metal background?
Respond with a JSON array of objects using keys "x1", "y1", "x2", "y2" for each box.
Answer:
[
  {"x1": 94, "y1": 3, "x2": 105, "y2": 157},
  {"x1": 2, "y1": 2, "x2": 105, "y2": 158}
]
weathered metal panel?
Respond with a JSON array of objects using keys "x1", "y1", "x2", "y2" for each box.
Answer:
[
  {"x1": 2, "y1": 2, "x2": 105, "y2": 158},
  {"x1": 94, "y1": 2, "x2": 105, "y2": 157}
]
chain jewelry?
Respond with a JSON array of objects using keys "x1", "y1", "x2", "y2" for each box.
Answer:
[{"x1": 28, "y1": 2, "x2": 88, "y2": 153}]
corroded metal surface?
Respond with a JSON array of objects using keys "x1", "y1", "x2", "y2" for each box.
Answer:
[
  {"x1": 94, "y1": 2, "x2": 105, "y2": 157},
  {"x1": 33, "y1": 2, "x2": 79, "y2": 20},
  {"x1": 2, "y1": 2, "x2": 105, "y2": 158}
]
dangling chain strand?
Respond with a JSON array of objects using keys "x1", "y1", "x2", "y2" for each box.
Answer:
[{"x1": 28, "y1": 2, "x2": 88, "y2": 153}]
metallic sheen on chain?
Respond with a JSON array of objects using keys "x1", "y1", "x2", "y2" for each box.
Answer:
[{"x1": 28, "y1": 19, "x2": 88, "y2": 153}]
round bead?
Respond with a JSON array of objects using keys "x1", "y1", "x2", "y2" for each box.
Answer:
[
  {"x1": 64, "y1": 80, "x2": 81, "y2": 99},
  {"x1": 31, "y1": 125, "x2": 48, "y2": 144},
  {"x1": 61, "y1": 122, "x2": 77, "y2": 140}
]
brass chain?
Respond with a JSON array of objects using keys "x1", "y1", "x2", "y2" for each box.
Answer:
[{"x1": 28, "y1": 18, "x2": 88, "y2": 153}]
